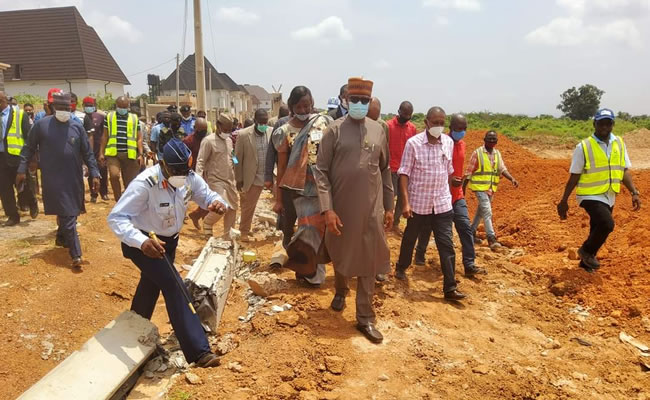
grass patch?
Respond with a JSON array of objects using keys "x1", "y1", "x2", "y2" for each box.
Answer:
[
  {"x1": 168, "y1": 390, "x2": 193, "y2": 400},
  {"x1": 18, "y1": 255, "x2": 30, "y2": 266}
]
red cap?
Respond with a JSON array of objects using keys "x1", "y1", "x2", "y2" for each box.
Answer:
[
  {"x1": 82, "y1": 96, "x2": 96, "y2": 104},
  {"x1": 47, "y1": 88, "x2": 63, "y2": 103}
]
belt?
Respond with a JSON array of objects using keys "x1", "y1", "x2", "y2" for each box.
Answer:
[{"x1": 140, "y1": 230, "x2": 179, "y2": 242}]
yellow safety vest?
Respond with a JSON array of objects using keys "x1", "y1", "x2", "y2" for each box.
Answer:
[
  {"x1": 577, "y1": 135, "x2": 626, "y2": 195},
  {"x1": 105, "y1": 111, "x2": 138, "y2": 159},
  {"x1": 468, "y1": 147, "x2": 501, "y2": 193},
  {"x1": 6, "y1": 107, "x2": 25, "y2": 156},
  {"x1": 207, "y1": 121, "x2": 213, "y2": 134}
]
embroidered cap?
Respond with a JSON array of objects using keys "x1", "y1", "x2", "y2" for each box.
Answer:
[
  {"x1": 594, "y1": 108, "x2": 615, "y2": 121},
  {"x1": 163, "y1": 138, "x2": 192, "y2": 166}
]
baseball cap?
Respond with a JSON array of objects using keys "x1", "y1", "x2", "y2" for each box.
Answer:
[
  {"x1": 180, "y1": 105, "x2": 191, "y2": 112},
  {"x1": 47, "y1": 88, "x2": 63, "y2": 103},
  {"x1": 594, "y1": 108, "x2": 615, "y2": 121},
  {"x1": 327, "y1": 97, "x2": 340, "y2": 110},
  {"x1": 82, "y1": 96, "x2": 96, "y2": 104}
]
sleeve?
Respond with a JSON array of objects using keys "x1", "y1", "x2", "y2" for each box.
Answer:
[
  {"x1": 234, "y1": 132, "x2": 245, "y2": 183},
  {"x1": 314, "y1": 125, "x2": 337, "y2": 212},
  {"x1": 569, "y1": 144, "x2": 585, "y2": 174},
  {"x1": 21, "y1": 113, "x2": 32, "y2": 141},
  {"x1": 380, "y1": 127, "x2": 394, "y2": 211},
  {"x1": 195, "y1": 138, "x2": 211, "y2": 177},
  {"x1": 464, "y1": 150, "x2": 478, "y2": 177},
  {"x1": 273, "y1": 127, "x2": 289, "y2": 153},
  {"x1": 79, "y1": 125, "x2": 100, "y2": 178},
  {"x1": 18, "y1": 121, "x2": 39, "y2": 175},
  {"x1": 264, "y1": 138, "x2": 277, "y2": 183},
  {"x1": 624, "y1": 146, "x2": 632, "y2": 169},
  {"x1": 189, "y1": 172, "x2": 229, "y2": 209},
  {"x1": 396, "y1": 140, "x2": 415, "y2": 177},
  {"x1": 498, "y1": 151, "x2": 508, "y2": 175},
  {"x1": 106, "y1": 181, "x2": 151, "y2": 249}
]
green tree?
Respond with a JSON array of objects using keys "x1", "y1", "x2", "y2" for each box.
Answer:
[
  {"x1": 557, "y1": 84, "x2": 605, "y2": 120},
  {"x1": 94, "y1": 92, "x2": 115, "y2": 111},
  {"x1": 13, "y1": 93, "x2": 45, "y2": 107}
]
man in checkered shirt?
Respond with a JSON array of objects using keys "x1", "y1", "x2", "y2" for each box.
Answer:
[{"x1": 394, "y1": 106, "x2": 466, "y2": 300}]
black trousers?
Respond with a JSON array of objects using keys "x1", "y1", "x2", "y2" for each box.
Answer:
[
  {"x1": 89, "y1": 154, "x2": 108, "y2": 198},
  {"x1": 0, "y1": 152, "x2": 34, "y2": 221},
  {"x1": 122, "y1": 234, "x2": 210, "y2": 363},
  {"x1": 580, "y1": 200, "x2": 615, "y2": 256},
  {"x1": 279, "y1": 187, "x2": 298, "y2": 250}
]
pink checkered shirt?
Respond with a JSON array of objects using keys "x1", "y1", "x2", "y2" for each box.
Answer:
[{"x1": 397, "y1": 132, "x2": 454, "y2": 215}]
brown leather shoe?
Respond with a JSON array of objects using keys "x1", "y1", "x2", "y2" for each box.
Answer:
[
  {"x1": 357, "y1": 323, "x2": 383, "y2": 344},
  {"x1": 195, "y1": 352, "x2": 220, "y2": 368},
  {"x1": 444, "y1": 290, "x2": 467, "y2": 300}
]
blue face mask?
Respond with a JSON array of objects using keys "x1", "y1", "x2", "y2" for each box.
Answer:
[
  {"x1": 451, "y1": 130, "x2": 466, "y2": 141},
  {"x1": 116, "y1": 107, "x2": 129, "y2": 116},
  {"x1": 348, "y1": 101, "x2": 369, "y2": 120},
  {"x1": 84, "y1": 106, "x2": 95, "y2": 114}
]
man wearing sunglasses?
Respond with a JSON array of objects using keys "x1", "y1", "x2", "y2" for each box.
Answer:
[
  {"x1": 108, "y1": 138, "x2": 229, "y2": 368},
  {"x1": 463, "y1": 130, "x2": 518, "y2": 249}
]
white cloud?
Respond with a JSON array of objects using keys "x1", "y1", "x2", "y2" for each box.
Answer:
[
  {"x1": 291, "y1": 16, "x2": 352, "y2": 42},
  {"x1": 422, "y1": 0, "x2": 481, "y2": 11},
  {"x1": 216, "y1": 7, "x2": 260, "y2": 24},
  {"x1": 526, "y1": 0, "x2": 647, "y2": 47},
  {"x1": 373, "y1": 59, "x2": 392, "y2": 70},
  {"x1": 87, "y1": 12, "x2": 142, "y2": 44},
  {"x1": 435, "y1": 15, "x2": 450, "y2": 26},
  {"x1": 525, "y1": 16, "x2": 641, "y2": 47}
]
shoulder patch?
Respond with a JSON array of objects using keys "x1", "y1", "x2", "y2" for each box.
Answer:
[{"x1": 146, "y1": 175, "x2": 159, "y2": 187}]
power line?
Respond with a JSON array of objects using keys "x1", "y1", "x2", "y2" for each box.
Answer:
[
  {"x1": 127, "y1": 56, "x2": 176, "y2": 77},
  {"x1": 205, "y1": 0, "x2": 218, "y2": 70}
]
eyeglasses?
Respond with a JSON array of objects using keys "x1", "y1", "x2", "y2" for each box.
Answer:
[{"x1": 349, "y1": 96, "x2": 370, "y2": 105}]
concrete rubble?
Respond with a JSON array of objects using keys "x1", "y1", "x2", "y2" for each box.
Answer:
[{"x1": 247, "y1": 272, "x2": 289, "y2": 297}]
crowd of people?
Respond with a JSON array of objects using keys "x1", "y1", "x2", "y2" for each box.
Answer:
[{"x1": 0, "y1": 76, "x2": 641, "y2": 365}]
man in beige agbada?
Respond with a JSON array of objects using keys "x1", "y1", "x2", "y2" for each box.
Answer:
[
  {"x1": 315, "y1": 77, "x2": 394, "y2": 343},
  {"x1": 195, "y1": 113, "x2": 238, "y2": 238}
]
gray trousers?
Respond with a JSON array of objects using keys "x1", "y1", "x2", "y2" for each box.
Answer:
[
  {"x1": 335, "y1": 271, "x2": 375, "y2": 325},
  {"x1": 391, "y1": 172, "x2": 404, "y2": 228},
  {"x1": 57, "y1": 216, "x2": 81, "y2": 259}
]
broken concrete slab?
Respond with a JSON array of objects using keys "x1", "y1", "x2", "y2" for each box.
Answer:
[
  {"x1": 185, "y1": 237, "x2": 239, "y2": 334},
  {"x1": 247, "y1": 272, "x2": 289, "y2": 297},
  {"x1": 18, "y1": 311, "x2": 158, "y2": 400}
]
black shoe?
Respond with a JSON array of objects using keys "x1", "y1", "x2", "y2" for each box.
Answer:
[
  {"x1": 578, "y1": 247, "x2": 600, "y2": 269},
  {"x1": 72, "y1": 257, "x2": 83, "y2": 268},
  {"x1": 55, "y1": 236, "x2": 69, "y2": 248},
  {"x1": 444, "y1": 290, "x2": 467, "y2": 300},
  {"x1": 3, "y1": 218, "x2": 19, "y2": 227},
  {"x1": 330, "y1": 294, "x2": 346, "y2": 311},
  {"x1": 395, "y1": 268, "x2": 407, "y2": 281},
  {"x1": 30, "y1": 205, "x2": 39, "y2": 219},
  {"x1": 101, "y1": 195, "x2": 110, "y2": 201},
  {"x1": 465, "y1": 266, "x2": 487, "y2": 277},
  {"x1": 19, "y1": 205, "x2": 29, "y2": 212},
  {"x1": 578, "y1": 261, "x2": 595, "y2": 273},
  {"x1": 414, "y1": 255, "x2": 425, "y2": 266},
  {"x1": 90, "y1": 196, "x2": 97, "y2": 203},
  {"x1": 375, "y1": 274, "x2": 387, "y2": 282},
  {"x1": 356, "y1": 323, "x2": 383, "y2": 344},
  {"x1": 195, "y1": 352, "x2": 221, "y2": 368}
]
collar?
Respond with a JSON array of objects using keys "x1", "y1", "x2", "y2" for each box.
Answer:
[
  {"x1": 417, "y1": 131, "x2": 442, "y2": 145},
  {"x1": 1, "y1": 106, "x2": 9, "y2": 115},
  {"x1": 592, "y1": 133, "x2": 614, "y2": 144}
]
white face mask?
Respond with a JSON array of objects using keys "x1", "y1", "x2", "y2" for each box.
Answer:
[
  {"x1": 55, "y1": 110, "x2": 70, "y2": 123},
  {"x1": 295, "y1": 113, "x2": 310, "y2": 121},
  {"x1": 167, "y1": 175, "x2": 187, "y2": 188},
  {"x1": 427, "y1": 126, "x2": 444, "y2": 138}
]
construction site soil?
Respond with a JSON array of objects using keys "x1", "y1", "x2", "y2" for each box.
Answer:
[{"x1": 1, "y1": 129, "x2": 649, "y2": 400}]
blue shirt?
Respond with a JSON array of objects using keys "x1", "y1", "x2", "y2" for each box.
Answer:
[
  {"x1": 107, "y1": 164, "x2": 229, "y2": 249},
  {"x1": 150, "y1": 123, "x2": 163, "y2": 159},
  {"x1": 0, "y1": 105, "x2": 10, "y2": 152},
  {"x1": 181, "y1": 117, "x2": 195, "y2": 135}
]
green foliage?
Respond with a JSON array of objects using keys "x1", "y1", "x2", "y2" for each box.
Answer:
[
  {"x1": 557, "y1": 84, "x2": 605, "y2": 120},
  {"x1": 13, "y1": 93, "x2": 45, "y2": 107},
  {"x1": 93, "y1": 91, "x2": 116, "y2": 111},
  {"x1": 168, "y1": 390, "x2": 192, "y2": 400}
]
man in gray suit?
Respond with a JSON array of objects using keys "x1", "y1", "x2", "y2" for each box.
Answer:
[{"x1": 234, "y1": 109, "x2": 270, "y2": 241}]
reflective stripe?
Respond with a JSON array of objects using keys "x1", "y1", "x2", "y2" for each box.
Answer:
[
  {"x1": 105, "y1": 112, "x2": 138, "y2": 159},
  {"x1": 469, "y1": 148, "x2": 500, "y2": 192},
  {"x1": 6, "y1": 107, "x2": 24, "y2": 156}
]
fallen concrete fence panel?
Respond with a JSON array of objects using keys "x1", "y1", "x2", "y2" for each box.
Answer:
[{"x1": 18, "y1": 311, "x2": 158, "y2": 400}]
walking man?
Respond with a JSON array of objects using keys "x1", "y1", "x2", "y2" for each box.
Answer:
[
  {"x1": 464, "y1": 130, "x2": 518, "y2": 248},
  {"x1": 180, "y1": 105, "x2": 196, "y2": 135},
  {"x1": 108, "y1": 139, "x2": 228, "y2": 368},
  {"x1": 315, "y1": 77, "x2": 393, "y2": 343},
  {"x1": 415, "y1": 114, "x2": 486, "y2": 276},
  {"x1": 17, "y1": 92, "x2": 100, "y2": 267},
  {"x1": 386, "y1": 101, "x2": 416, "y2": 234},
  {"x1": 395, "y1": 107, "x2": 466, "y2": 300},
  {"x1": 193, "y1": 114, "x2": 238, "y2": 238},
  {"x1": 234, "y1": 109, "x2": 270, "y2": 241},
  {"x1": 0, "y1": 91, "x2": 37, "y2": 226},
  {"x1": 82, "y1": 96, "x2": 109, "y2": 202},
  {"x1": 99, "y1": 96, "x2": 144, "y2": 201},
  {"x1": 558, "y1": 108, "x2": 641, "y2": 272}
]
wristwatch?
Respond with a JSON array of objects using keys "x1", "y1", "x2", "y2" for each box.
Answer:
[{"x1": 632, "y1": 190, "x2": 640, "y2": 196}]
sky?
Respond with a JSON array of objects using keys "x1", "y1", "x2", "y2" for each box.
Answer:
[{"x1": 1, "y1": 0, "x2": 650, "y2": 116}]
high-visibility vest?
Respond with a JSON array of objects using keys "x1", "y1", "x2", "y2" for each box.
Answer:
[
  {"x1": 105, "y1": 111, "x2": 138, "y2": 159},
  {"x1": 577, "y1": 135, "x2": 626, "y2": 195},
  {"x1": 6, "y1": 106, "x2": 25, "y2": 156},
  {"x1": 468, "y1": 147, "x2": 501, "y2": 192},
  {"x1": 207, "y1": 121, "x2": 213, "y2": 134}
]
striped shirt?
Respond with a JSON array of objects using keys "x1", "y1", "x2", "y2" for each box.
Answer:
[
  {"x1": 397, "y1": 132, "x2": 454, "y2": 215},
  {"x1": 104, "y1": 113, "x2": 139, "y2": 153}
]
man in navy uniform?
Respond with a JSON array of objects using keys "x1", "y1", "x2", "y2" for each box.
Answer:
[{"x1": 107, "y1": 139, "x2": 229, "y2": 368}]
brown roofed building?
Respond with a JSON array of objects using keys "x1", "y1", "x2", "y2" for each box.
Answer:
[
  {"x1": 243, "y1": 84, "x2": 272, "y2": 111},
  {"x1": 0, "y1": 6, "x2": 129, "y2": 98}
]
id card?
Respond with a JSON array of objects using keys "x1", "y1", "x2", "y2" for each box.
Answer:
[{"x1": 310, "y1": 130, "x2": 323, "y2": 142}]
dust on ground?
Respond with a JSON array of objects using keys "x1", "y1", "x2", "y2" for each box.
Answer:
[{"x1": 1, "y1": 130, "x2": 649, "y2": 400}]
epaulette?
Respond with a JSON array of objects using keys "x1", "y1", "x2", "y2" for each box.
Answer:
[{"x1": 145, "y1": 174, "x2": 159, "y2": 188}]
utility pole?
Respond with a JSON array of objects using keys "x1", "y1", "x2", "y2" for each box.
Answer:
[
  {"x1": 176, "y1": 53, "x2": 180, "y2": 109},
  {"x1": 193, "y1": 0, "x2": 206, "y2": 112},
  {"x1": 208, "y1": 67, "x2": 212, "y2": 114}
]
